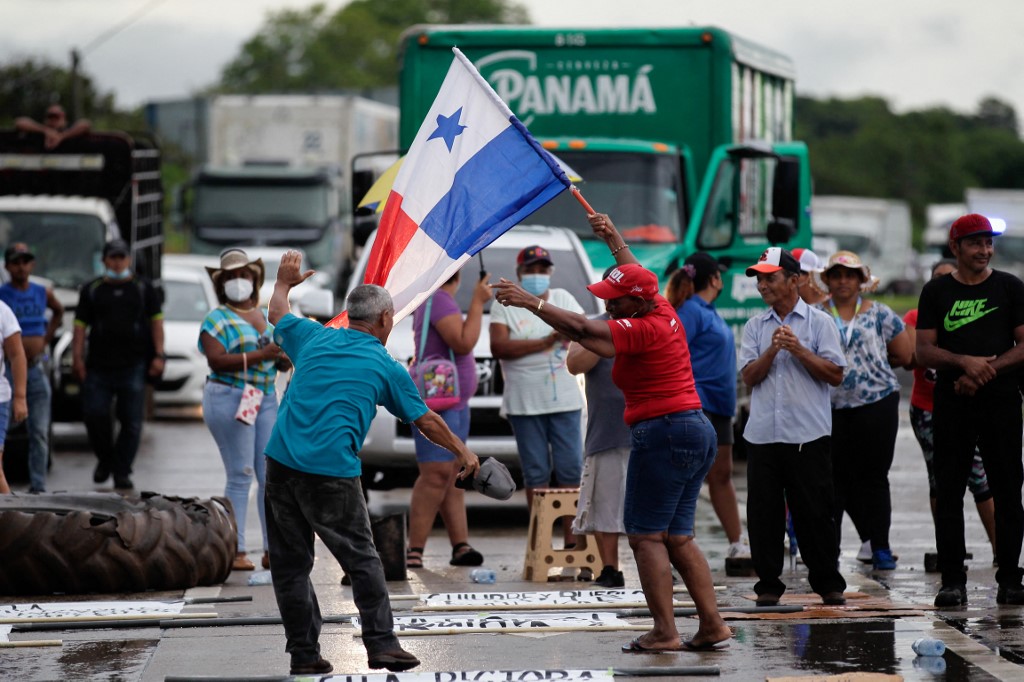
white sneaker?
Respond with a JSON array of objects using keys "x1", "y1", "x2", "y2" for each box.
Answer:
[
  {"x1": 727, "y1": 541, "x2": 751, "y2": 559},
  {"x1": 857, "y1": 540, "x2": 872, "y2": 563}
]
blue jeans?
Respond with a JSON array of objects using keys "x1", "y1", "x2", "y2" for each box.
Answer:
[
  {"x1": 624, "y1": 410, "x2": 717, "y2": 536},
  {"x1": 265, "y1": 457, "x2": 400, "y2": 666},
  {"x1": 82, "y1": 363, "x2": 146, "y2": 479},
  {"x1": 6, "y1": 364, "x2": 51, "y2": 492},
  {"x1": 412, "y1": 403, "x2": 469, "y2": 463},
  {"x1": 508, "y1": 410, "x2": 583, "y2": 488},
  {"x1": 203, "y1": 381, "x2": 278, "y2": 551}
]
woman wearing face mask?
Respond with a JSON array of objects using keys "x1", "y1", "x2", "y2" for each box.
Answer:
[
  {"x1": 490, "y1": 245, "x2": 585, "y2": 551},
  {"x1": 199, "y1": 248, "x2": 286, "y2": 571}
]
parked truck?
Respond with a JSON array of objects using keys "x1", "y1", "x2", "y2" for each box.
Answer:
[
  {"x1": 924, "y1": 190, "x2": 1024, "y2": 276},
  {"x1": 390, "y1": 25, "x2": 813, "y2": 325},
  {"x1": 0, "y1": 129, "x2": 163, "y2": 428},
  {"x1": 810, "y1": 196, "x2": 914, "y2": 293},
  {"x1": 151, "y1": 95, "x2": 398, "y2": 296}
]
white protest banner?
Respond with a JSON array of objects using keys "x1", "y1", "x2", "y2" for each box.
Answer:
[
  {"x1": 353, "y1": 612, "x2": 645, "y2": 636},
  {"x1": 0, "y1": 600, "x2": 191, "y2": 624},
  {"x1": 323, "y1": 671, "x2": 614, "y2": 682},
  {"x1": 417, "y1": 589, "x2": 692, "y2": 611}
]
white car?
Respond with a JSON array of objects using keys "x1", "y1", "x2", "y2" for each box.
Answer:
[
  {"x1": 154, "y1": 256, "x2": 220, "y2": 406},
  {"x1": 348, "y1": 226, "x2": 602, "y2": 489}
]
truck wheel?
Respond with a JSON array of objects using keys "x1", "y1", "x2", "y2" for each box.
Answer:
[{"x1": 0, "y1": 491, "x2": 237, "y2": 596}]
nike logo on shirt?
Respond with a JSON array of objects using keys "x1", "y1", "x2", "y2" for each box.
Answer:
[{"x1": 943, "y1": 298, "x2": 998, "y2": 331}]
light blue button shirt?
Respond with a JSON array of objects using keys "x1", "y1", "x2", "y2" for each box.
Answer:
[{"x1": 740, "y1": 297, "x2": 846, "y2": 445}]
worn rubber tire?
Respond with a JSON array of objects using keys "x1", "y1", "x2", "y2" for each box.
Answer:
[{"x1": 0, "y1": 491, "x2": 237, "y2": 595}]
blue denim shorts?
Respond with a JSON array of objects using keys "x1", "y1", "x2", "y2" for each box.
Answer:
[
  {"x1": 0, "y1": 400, "x2": 9, "y2": 448},
  {"x1": 624, "y1": 409, "x2": 717, "y2": 536},
  {"x1": 413, "y1": 403, "x2": 470, "y2": 463}
]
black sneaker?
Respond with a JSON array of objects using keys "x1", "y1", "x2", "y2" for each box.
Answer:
[
  {"x1": 114, "y1": 476, "x2": 134, "y2": 490},
  {"x1": 290, "y1": 656, "x2": 333, "y2": 675},
  {"x1": 594, "y1": 565, "x2": 625, "y2": 588},
  {"x1": 996, "y1": 584, "x2": 1024, "y2": 605},
  {"x1": 93, "y1": 463, "x2": 110, "y2": 483},
  {"x1": 934, "y1": 584, "x2": 967, "y2": 607}
]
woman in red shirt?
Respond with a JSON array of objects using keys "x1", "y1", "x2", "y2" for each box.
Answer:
[{"x1": 492, "y1": 213, "x2": 731, "y2": 653}]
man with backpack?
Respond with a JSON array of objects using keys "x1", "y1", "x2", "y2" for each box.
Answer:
[{"x1": 72, "y1": 239, "x2": 164, "y2": 490}]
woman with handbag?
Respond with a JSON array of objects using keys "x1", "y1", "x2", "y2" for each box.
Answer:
[
  {"x1": 406, "y1": 268, "x2": 492, "y2": 569},
  {"x1": 199, "y1": 248, "x2": 287, "y2": 571}
]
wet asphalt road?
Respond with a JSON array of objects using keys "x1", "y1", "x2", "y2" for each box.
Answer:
[{"x1": 3, "y1": 400, "x2": 1024, "y2": 681}]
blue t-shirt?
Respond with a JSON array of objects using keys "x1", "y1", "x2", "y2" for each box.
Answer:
[
  {"x1": 0, "y1": 282, "x2": 48, "y2": 337},
  {"x1": 265, "y1": 313, "x2": 428, "y2": 478},
  {"x1": 677, "y1": 296, "x2": 736, "y2": 417}
]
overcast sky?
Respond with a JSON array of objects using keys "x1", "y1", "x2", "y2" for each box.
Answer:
[{"x1": 2, "y1": 0, "x2": 1021, "y2": 123}]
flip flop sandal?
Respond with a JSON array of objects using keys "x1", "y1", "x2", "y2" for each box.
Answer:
[
  {"x1": 621, "y1": 637, "x2": 682, "y2": 653},
  {"x1": 406, "y1": 547, "x2": 424, "y2": 569},
  {"x1": 449, "y1": 542, "x2": 484, "y2": 566},
  {"x1": 680, "y1": 637, "x2": 731, "y2": 652}
]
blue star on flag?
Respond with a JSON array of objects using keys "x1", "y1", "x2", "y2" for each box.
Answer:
[{"x1": 427, "y1": 107, "x2": 467, "y2": 151}]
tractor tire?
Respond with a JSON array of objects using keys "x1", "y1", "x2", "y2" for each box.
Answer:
[{"x1": 0, "y1": 491, "x2": 237, "y2": 596}]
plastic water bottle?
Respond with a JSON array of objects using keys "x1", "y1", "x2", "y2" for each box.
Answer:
[
  {"x1": 912, "y1": 637, "x2": 946, "y2": 657},
  {"x1": 470, "y1": 568, "x2": 497, "y2": 584},
  {"x1": 247, "y1": 570, "x2": 273, "y2": 586}
]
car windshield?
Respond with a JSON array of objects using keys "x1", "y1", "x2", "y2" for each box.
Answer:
[
  {"x1": 163, "y1": 278, "x2": 212, "y2": 322},
  {"x1": 0, "y1": 211, "x2": 106, "y2": 288},
  {"x1": 452, "y1": 245, "x2": 601, "y2": 315}
]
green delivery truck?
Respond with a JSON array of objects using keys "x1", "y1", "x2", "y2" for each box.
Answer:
[{"x1": 396, "y1": 25, "x2": 812, "y2": 325}]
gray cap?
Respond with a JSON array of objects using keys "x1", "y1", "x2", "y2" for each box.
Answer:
[{"x1": 455, "y1": 457, "x2": 517, "y2": 501}]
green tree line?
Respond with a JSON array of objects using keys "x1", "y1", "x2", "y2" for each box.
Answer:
[{"x1": 2, "y1": 0, "x2": 1022, "y2": 245}]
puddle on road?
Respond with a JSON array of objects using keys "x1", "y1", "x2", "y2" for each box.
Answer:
[
  {"x1": 946, "y1": 615, "x2": 1024, "y2": 665},
  {"x1": 729, "y1": 621, "x2": 999, "y2": 681},
  {"x1": 0, "y1": 638, "x2": 156, "y2": 682}
]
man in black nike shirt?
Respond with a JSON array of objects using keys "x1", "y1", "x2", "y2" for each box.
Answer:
[{"x1": 917, "y1": 213, "x2": 1024, "y2": 607}]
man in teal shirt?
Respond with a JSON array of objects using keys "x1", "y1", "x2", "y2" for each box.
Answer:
[{"x1": 265, "y1": 251, "x2": 480, "y2": 675}]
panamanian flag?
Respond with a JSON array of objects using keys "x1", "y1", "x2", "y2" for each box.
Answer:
[{"x1": 327, "y1": 47, "x2": 572, "y2": 327}]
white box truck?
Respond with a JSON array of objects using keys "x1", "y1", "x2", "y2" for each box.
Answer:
[
  {"x1": 168, "y1": 95, "x2": 398, "y2": 297},
  {"x1": 810, "y1": 196, "x2": 914, "y2": 293},
  {"x1": 965, "y1": 188, "x2": 1024, "y2": 278}
]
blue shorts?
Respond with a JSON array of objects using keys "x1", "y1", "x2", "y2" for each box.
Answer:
[
  {"x1": 508, "y1": 410, "x2": 583, "y2": 488},
  {"x1": 0, "y1": 400, "x2": 8, "y2": 448},
  {"x1": 413, "y1": 403, "x2": 470, "y2": 463},
  {"x1": 624, "y1": 410, "x2": 717, "y2": 536}
]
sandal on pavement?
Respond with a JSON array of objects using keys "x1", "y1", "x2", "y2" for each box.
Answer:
[
  {"x1": 621, "y1": 637, "x2": 682, "y2": 653},
  {"x1": 232, "y1": 553, "x2": 255, "y2": 571},
  {"x1": 407, "y1": 547, "x2": 424, "y2": 569},
  {"x1": 449, "y1": 542, "x2": 484, "y2": 566},
  {"x1": 681, "y1": 637, "x2": 731, "y2": 652}
]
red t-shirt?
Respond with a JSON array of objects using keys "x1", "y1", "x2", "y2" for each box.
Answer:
[
  {"x1": 904, "y1": 308, "x2": 934, "y2": 411},
  {"x1": 606, "y1": 295, "x2": 702, "y2": 425}
]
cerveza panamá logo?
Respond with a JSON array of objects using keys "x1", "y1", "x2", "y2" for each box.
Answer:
[{"x1": 944, "y1": 298, "x2": 998, "y2": 331}]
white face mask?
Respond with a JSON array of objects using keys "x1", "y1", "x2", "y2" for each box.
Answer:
[{"x1": 224, "y1": 277, "x2": 254, "y2": 303}]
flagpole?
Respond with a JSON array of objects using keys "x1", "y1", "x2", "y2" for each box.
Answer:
[{"x1": 571, "y1": 186, "x2": 595, "y2": 215}]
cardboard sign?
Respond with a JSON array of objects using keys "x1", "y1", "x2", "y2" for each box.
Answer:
[
  {"x1": 322, "y1": 671, "x2": 614, "y2": 682},
  {"x1": 421, "y1": 590, "x2": 650, "y2": 608},
  {"x1": 0, "y1": 600, "x2": 186, "y2": 621},
  {"x1": 353, "y1": 612, "x2": 635, "y2": 635}
]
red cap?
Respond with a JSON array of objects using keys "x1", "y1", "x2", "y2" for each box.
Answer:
[
  {"x1": 587, "y1": 264, "x2": 659, "y2": 300},
  {"x1": 949, "y1": 213, "x2": 996, "y2": 241}
]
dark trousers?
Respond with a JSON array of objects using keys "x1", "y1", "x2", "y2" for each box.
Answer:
[
  {"x1": 745, "y1": 437, "x2": 846, "y2": 597},
  {"x1": 933, "y1": 386, "x2": 1024, "y2": 588},
  {"x1": 831, "y1": 391, "x2": 900, "y2": 551},
  {"x1": 81, "y1": 363, "x2": 146, "y2": 478},
  {"x1": 264, "y1": 457, "x2": 399, "y2": 666}
]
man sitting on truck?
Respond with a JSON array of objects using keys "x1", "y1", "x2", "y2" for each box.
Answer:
[
  {"x1": 15, "y1": 105, "x2": 91, "y2": 150},
  {"x1": 0, "y1": 243, "x2": 63, "y2": 493}
]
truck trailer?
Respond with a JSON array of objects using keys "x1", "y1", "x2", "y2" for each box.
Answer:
[{"x1": 151, "y1": 94, "x2": 398, "y2": 296}]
